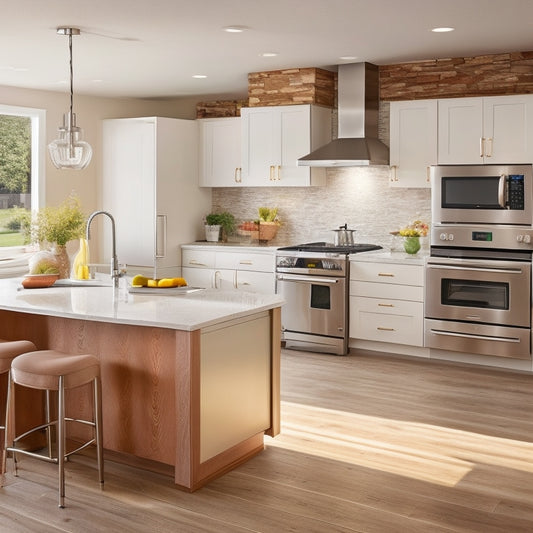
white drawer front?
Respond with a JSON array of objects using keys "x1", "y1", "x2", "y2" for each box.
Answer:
[
  {"x1": 182, "y1": 249, "x2": 216, "y2": 269},
  {"x1": 350, "y1": 280, "x2": 424, "y2": 302},
  {"x1": 350, "y1": 261, "x2": 423, "y2": 286},
  {"x1": 236, "y1": 271, "x2": 276, "y2": 293},
  {"x1": 216, "y1": 252, "x2": 275, "y2": 272},
  {"x1": 349, "y1": 296, "x2": 423, "y2": 346}
]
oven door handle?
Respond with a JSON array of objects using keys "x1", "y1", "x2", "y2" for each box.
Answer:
[
  {"x1": 430, "y1": 329, "x2": 521, "y2": 344},
  {"x1": 427, "y1": 263, "x2": 525, "y2": 274},
  {"x1": 276, "y1": 274, "x2": 340, "y2": 284}
]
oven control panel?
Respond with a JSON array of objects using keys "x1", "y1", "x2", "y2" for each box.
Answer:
[
  {"x1": 432, "y1": 225, "x2": 533, "y2": 251},
  {"x1": 276, "y1": 252, "x2": 347, "y2": 276}
]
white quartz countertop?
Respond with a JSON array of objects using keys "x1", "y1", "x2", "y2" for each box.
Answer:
[
  {"x1": 349, "y1": 249, "x2": 429, "y2": 265},
  {"x1": 0, "y1": 277, "x2": 283, "y2": 331}
]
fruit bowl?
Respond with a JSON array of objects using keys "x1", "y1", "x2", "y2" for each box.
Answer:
[{"x1": 21, "y1": 273, "x2": 60, "y2": 289}]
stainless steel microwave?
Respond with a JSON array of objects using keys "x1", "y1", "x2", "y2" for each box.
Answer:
[{"x1": 431, "y1": 164, "x2": 533, "y2": 226}]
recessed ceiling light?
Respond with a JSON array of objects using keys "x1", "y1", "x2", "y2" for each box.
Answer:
[
  {"x1": 260, "y1": 52, "x2": 278, "y2": 57},
  {"x1": 339, "y1": 56, "x2": 358, "y2": 61},
  {"x1": 431, "y1": 27, "x2": 455, "y2": 33},
  {"x1": 223, "y1": 26, "x2": 247, "y2": 33},
  {"x1": 192, "y1": 74, "x2": 207, "y2": 79}
]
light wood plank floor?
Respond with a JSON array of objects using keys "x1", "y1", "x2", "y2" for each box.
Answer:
[{"x1": 0, "y1": 349, "x2": 532, "y2": 532}]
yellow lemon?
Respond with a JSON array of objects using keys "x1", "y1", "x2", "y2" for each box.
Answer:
[
  {"x1": 157, "y1": 278, "x2": 174, "y2": 288},
  {"x1": 171, "y1": 277, "x2": 187, "y2": 287},
  {"x1": 147, "y1": 278, "x2": 160, "y2": 287},
  {"x1": 131, "y1": 274, "x2": 149, "y2": 287}
]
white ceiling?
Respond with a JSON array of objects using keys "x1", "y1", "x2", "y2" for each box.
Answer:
[{"x1": 1, "y1": 0, "x2": 533, "y2": 100}]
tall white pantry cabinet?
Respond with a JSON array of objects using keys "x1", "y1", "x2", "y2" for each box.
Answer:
[{"x1": 102, "y1": 117, "x2": 212, "y2": 278}]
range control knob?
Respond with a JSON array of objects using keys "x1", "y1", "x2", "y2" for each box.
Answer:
[{"x1": 517, "y1": 235, "x2": 524, "y2": 243}]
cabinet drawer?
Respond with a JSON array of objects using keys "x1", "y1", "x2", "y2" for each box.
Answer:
[
  {"x1": 349, "y1": 296, "x2": 423, "y2": 346},
  {"x1": 236, "y1": 271, "x2": 276, "y2": 293},
  {"x1": 182, "y1": 249, "x2": 216, "y2": 269},
  {"x1": 350, "y1": 261, "x2": 423, "y2": 285},
  {"x1": 350, "y1": 280, "x2": 423, "y2": 302},
  {"x1": 216, "y1": 252, "x2": 274, "y2": 272}
]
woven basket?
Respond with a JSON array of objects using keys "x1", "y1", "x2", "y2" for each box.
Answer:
[{"x1": 251, "y1": 222, "x2": 279, "y2": 242}]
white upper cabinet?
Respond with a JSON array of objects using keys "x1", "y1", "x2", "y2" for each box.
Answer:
[
  {"x1": 438, "y1": 95, "x2": 533, "y2": 164},
  {"x1": 389, "y1": 99, "x2": 437, "y2": 188},
  {"x1": 240, "y1": 104, "x2": 332, "y2": 186},
  {"x1": 198, "y1": 117, "x2": 242, "y2": 187}
]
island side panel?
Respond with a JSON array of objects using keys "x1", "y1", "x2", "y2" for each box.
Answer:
[{"x1": 267, "y1": 306, "x2": 281, "y2": 438}]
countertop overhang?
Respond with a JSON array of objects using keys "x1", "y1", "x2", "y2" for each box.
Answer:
[{"x1": 0, "y1": 277, "x2": 284, "y2": 331}]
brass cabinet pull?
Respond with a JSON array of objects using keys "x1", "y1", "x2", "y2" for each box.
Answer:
[
  {"x1": 239, "y1": 260, "x2": 253, "y2": 265},
  {"x1": 486, "y1": 137, "x2": 493, "y2": 157},
  {"x1": 480, "y1": 137, "x2": 485, "y2": 158},
  {"x1": 378, "y1": 272, "x2": 395, "y2": 277},
  {"x1": 378, "y1": 303, "x2": 395, "y2": 307},
  {"x1": 269, "y1": 165, "x2": 274, "y2": 181},
  {"x1": 426, "y1": 166, "x2": 430, "y2": 183},
  {"x1": 277, "y1": 165, "x2": 281, "y2": 181},
  {"x1": 390, "y1": 165, "x2": 398, "y2": 182},
  {"x1": 377, "y1": 327, "x2": 395, "y2": 331},
  {"x1": 234, "y1": 167, "x2": 242, "y2": 183}
]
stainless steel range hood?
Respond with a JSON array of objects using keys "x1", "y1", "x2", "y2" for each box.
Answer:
[{"x1": 298, "y1": 62, "x2": 389, "y2": 167}]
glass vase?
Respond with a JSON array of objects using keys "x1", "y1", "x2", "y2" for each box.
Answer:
[{"x1": 403, "y1": 236, "x2": 421, "y2": 254}]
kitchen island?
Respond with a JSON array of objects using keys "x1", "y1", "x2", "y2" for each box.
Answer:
[{"x1": 0, "y1": 277, "x2": 283, "y2": 491}]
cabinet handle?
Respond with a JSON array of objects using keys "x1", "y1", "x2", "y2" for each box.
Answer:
[
  {"x1": 277, "y1": 165, "x2": 281, "y2": 181},
  {"x1": 480, "y1": 137, "x2": 485, "y2": 158},
  {"x1": 234, "y1": 167, "x2": 242, "y2": 183},
  {"x1": 189, "y1": 260, "x2": 208, "y2": 266},
  {"x1": 378, "y1": 272, "x2": 395, "y2": 277},
  {"x1": 269, "y1": 165, "x2": 274, "y2": 181},
  {"x1": 378, "y1": 303, "x2": 395, "y2": 307},
  {"x1": 377, "y1": 327, "x2": 396, "y2": 331},
  {"x1": 390, "y1": 165, "x2": 398, "y2": 182},
  {"x1": 156, "y1": 215, "x2": 166, "y2": 258},
  {"x1": 239, "y1": 260, "x2": 253, "y2": 265},
  {"x1": 426, "y1": 166, "x2": 430, "y2": 183},
  {"x1": 486, "y1": 137, "x2": 493, "y2": 158}
]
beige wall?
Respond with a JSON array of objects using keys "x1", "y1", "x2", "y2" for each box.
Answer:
[{"x1": 0, "y1": 84, "x2": 199, "y2": 213}]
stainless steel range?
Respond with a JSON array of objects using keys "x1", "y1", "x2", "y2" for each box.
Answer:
[{"x1": 276, "y1": 242, "x2": 382, "y2": 355}]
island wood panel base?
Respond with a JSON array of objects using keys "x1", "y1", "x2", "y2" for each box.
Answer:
[{"x1": 0, "y1": 308, "x2": 280, "y2": 491}]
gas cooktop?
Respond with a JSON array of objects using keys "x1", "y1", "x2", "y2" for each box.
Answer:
[{"x1": 278, "y1": 241, "x2": 383, "y2": 254}]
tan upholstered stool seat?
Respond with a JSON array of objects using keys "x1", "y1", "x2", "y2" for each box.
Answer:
[
  {"x1": 11, "y1": 350, "x2": 100, "y2": 390},
  {"x1": 0, "y1": 340, "x2": 37, "y2": 373},
  {"x1": 3, "y1": 349, "x2": 103, "y2": 508}
]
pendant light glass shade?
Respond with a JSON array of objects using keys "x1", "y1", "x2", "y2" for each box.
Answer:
[{"x1": 48, "y1": 28, "x2": 92, "y2": 170}]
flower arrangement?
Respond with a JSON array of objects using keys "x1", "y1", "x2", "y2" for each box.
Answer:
[
  {"x1": 238, "y1": 207, "x2": 281, "y2": 242},
  {"x1": 398, "y1": 219, "x2": 429, "y2": 238}
]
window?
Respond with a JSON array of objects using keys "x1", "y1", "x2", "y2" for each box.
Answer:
[{"x1": 0, "y1": 104, "x2": 45, "y2": 276}]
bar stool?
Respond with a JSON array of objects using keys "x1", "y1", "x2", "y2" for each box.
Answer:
[
  {"x1": 3, "y1": 349, "x2": 104, "y2": 508},
  {"x1": 0, "y1": 339, "x2": 37, "y2": 436}
]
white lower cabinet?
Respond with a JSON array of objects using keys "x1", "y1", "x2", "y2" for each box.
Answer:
[
  {"x1": 349, "y1": 259, "x2": 424, "y2": 347},
  {"x1": 182, "y1": 247, "x2": 276, "y2": 293}
]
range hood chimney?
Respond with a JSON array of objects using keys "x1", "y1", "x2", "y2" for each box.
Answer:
[{"x1": 298, "y1": 62, "x2": 389, "y2": 167}]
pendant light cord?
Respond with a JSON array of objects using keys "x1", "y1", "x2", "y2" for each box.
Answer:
[{"x1": 69, "y1": 31, "x2": 74, "y2": 117}]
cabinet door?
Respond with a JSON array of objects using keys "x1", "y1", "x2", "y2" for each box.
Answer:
[
  {"x1": 389, "y1": 100, "x2": 437, "y2": 188},
  {"x1": 182, "y1": 266, "x2": 215, "y2": 289},
  {"x1": 241, "y1": 105, "x2": 330, "y2": 187},
  {"x1": 438, "y1": 98, "x2": 483, "y2": 164},
  {"x1": 199, "y1": 118, "x2": 242, "y2": 187},
  {"x1": 241, "y1": 107, "x2": 277, "y2": 185},
  {"x1": 483, "y1": 95, "x2": 533, "y2": 163},
  {"x1": 103, "y1": 119, "x2": 156, "y2": 268},
  {"x1": 236, "y1": 271, "x2": 276, "y2": 293}
]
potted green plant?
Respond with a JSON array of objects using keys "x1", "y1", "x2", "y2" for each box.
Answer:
[
  {"x1": 205, "y1": 212, "x2": 236, "y2": 242},
  {"x1": 256, "y1": 207, "x2": 280, "y2": 242}
]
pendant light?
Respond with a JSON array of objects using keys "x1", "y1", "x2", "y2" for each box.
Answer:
[{"x1": 48, "y1": 27, "x2": 92, "y2": 170}]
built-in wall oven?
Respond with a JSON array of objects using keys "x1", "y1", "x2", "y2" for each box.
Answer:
[{"x1": 426, "y1": 164, "x2": 533, "y2": 360}]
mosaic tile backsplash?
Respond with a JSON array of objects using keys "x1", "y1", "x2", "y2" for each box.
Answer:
[{"x1": 211, "y1": 166, "x2": 431, "y2": 249}]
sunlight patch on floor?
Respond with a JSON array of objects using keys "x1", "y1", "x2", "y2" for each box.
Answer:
[{"x1": 265, "y1": 401, "x2": 533, "y2": 487}]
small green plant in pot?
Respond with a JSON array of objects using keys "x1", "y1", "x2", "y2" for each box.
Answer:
[{"x1": 205, "y1": 212, "x2": 236, "y2": 242}]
